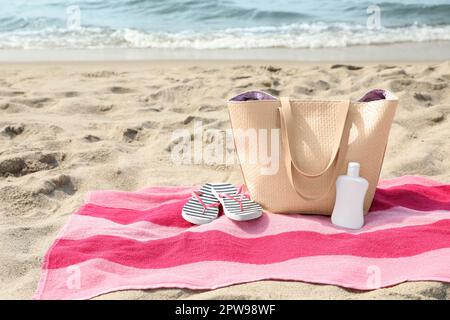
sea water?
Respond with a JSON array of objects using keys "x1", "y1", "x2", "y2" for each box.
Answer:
[{"x1": 1, "y1": 0, "x2": 450, "y2": 50}]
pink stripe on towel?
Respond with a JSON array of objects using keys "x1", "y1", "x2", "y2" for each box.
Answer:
[
  {"x1": 77, "y1": 202, "x2": 191, "y2": 227},
  {"x1": 35, "y1": 176, "x2": 450, "y2": 299},
  {"x1": 371, "y1": 184, "x2": 450, "y2": 211},
  {"x1": 36, "y1": 248, "x2": 450, "y2": 300},
  {"x1": 47, "y1": 219, "x2": 450, "y2": 269}
]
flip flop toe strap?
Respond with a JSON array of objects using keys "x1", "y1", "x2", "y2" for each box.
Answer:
[
  {"x1": 192, "y1": 191, "x2": 220, "y2": 215},
  {"x1": 219, "y1": 193, "x2": 248, "y2": 212}
]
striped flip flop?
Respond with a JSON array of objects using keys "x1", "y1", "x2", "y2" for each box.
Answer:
[
  {"x1": 181, "y1": 184, "x2": 221, "y2": 225},
  {"x1": 210, "y1": 183, "x2": 262, "y2": 221}
]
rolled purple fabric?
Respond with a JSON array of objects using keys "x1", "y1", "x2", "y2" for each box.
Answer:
[
  {"x1": 229, "y1": 91, "x2": 276, "y2": 101},
  {"x1": 229, "y1": 89, "x2": 390, "y2": 102},
  {"x1": 358, "y1": 89, "x2": 388, "y2": 102}
]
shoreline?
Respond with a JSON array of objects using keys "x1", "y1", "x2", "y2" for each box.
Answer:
[{"x1": 1, "y1": 41, "x2": 450, "y2": 63}]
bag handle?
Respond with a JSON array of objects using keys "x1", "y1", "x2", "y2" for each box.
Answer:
[{"x1": 279, "y1": 97, "x2": 351, "y2": 200}]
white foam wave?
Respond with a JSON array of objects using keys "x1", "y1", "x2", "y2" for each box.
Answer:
[{"x1": 1, "y1": 23, "x2": 450, "y2": 50}]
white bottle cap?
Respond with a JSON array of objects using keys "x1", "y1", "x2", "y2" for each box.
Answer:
[{"x1": 347, "y1": 162, "x2": 360, "y2": 177}]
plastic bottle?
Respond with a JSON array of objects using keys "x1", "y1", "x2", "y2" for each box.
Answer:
[{"x1": 331, "y1": 162, "x2": 369, "y2": 229}]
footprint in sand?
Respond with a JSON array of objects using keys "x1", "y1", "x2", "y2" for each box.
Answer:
[
  {"x1": 294, "y1": 86, "x2": 314, "y2": 95},
  {"x1": 0, "y1": 101, "x2": 9, "y2": 110},
  {"x1": 308, "y1": 80, "x2": 330, "y2": 91},
  {"x1": 33, "y1": 174, "x2": 76, "y2": 196},
  {"x1": 123, "y1": 127, "x2": 142, "y2": 142},
  {"x1": 63, "y1": 91, "x2": 79, "y2": 98},
  {"x1": 83, "y1": 134, "x2": 101, "y2": 143},
  {"x1": 1, "y1": 124, "x2": 24, "y2": 138},
  {"x1": 331, "y1": 64, "x2": 363, "y2": 71},
  {"x1": 11, "y1": 97, "x2": 52, "y2": 108},
  {"x1": 182, "y1": 116, "x2": 216, "y2": 126},
  {"x1": 236, "y1": 82, "x2": 253, "y2": 89},
  {"x1": 390, "y1": 79, "x2": 447, "y2": 92},
  {"x1": 414, "y1": 92, "x2": 433, "y2": 102},
  {"x1": 426, "y1": 110, "x2": 445, "y2": 124},
  {"x1": 265, "y1": 65, "x2": 282, "y2": 72},
  {"x1": 258, "y1": 76, "x2": 280, "y2": 92},
  {"x1": 0, "y1": 152, "x2": 63, "y2": 177},
  {"x1": 231, "y1": 75, "x2": 252, "y2": 80},
  {"x1": 99, "y1": 104, "x2": 114, "y2": 112},
  {"x1": 0, "y1": 90, "x2": 25, "y2": 97},
  {"x1": 0, "y1": 157, "x2": 25, "y2": 176},
  {"x1": 170, "y1": 107, "x2": 188, "y2": 114},
  {"x1": 108, "y1": 86, "x2": 133, "y2": 94}
]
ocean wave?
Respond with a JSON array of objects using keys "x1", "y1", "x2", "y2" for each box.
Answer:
[{"x1": 1, "y1": 22, "x2": 450, "y2": 50}]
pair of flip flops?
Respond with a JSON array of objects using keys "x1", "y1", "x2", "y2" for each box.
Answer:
[{"x1": 182, "y1": 183, "x2": 262, "y2": 225}]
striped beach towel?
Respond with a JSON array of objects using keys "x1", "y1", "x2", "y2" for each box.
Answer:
[{"x1": 34, "y1": 176, "x2": 450, "y2": 300}]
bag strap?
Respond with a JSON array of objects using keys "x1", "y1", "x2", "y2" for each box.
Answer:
[{"x1": 279, "y1": 97, "x2": 351, "y2": 200}]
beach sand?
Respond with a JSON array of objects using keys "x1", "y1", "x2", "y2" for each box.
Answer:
[{"x1": 0, "y1": 60, "x2": 449, "y2": 299}]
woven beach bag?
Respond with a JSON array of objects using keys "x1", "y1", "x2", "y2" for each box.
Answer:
[{"x1": 227, "y1": 89, "x2": 398, "y2": 215}]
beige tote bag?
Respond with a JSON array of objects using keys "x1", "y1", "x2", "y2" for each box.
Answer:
[{"x1": 227, "y1": 89, "x2": 398, "y2": 215}]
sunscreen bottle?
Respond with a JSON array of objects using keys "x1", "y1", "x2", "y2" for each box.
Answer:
[{"x1": 331, "y1": 162, "x2": 368, "y2": 229}]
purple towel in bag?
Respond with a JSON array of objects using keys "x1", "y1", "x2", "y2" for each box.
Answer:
[{"x1": 229, "y1": 89, "x2": 391, "y2": 102}]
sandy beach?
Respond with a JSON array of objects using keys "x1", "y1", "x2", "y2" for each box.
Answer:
[{"x1": 1, "y1": 60, "x2": 449, "y2": 299}]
